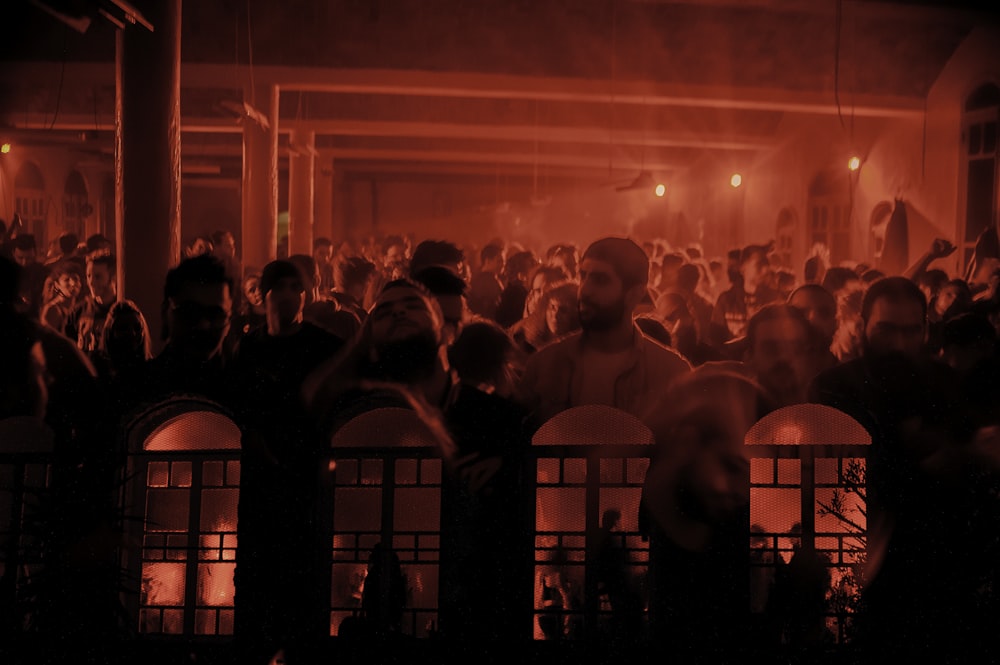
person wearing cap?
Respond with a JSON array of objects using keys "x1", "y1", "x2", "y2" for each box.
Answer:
[
  {"x1": 712, "y1": 244, "x2": 781, "y2": 341},
  {"x1": 517, "y1": 237, "x2": 691, "y2": 427}
]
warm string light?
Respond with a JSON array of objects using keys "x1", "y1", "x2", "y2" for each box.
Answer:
[
  {"x1": 654, "y1": 183, "x2": 666, "y2": 197},
  {"x1": 730, "y1": 173, "x2": 743, "y2": 188},
  {"x1": 848, "y1": 156, "x2": 861, "y2": 171},
  {"x1": 0, "y1": 143, "x2": 11, "y2": 154}
]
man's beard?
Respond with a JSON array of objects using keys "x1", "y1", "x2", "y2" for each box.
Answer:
[
  {"x1": 371, "y1": 331, "x2": 440, "y2": 384},
  {"x1": 578, "y1": 299, "x2": 625, "y2": 332}
]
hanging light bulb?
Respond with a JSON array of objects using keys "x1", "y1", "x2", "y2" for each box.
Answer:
[
  {"x1": 848, "y1": 156, "x2": 861, "y2": 171},
  {"x1": 730, "y1": 173, "x2": 742, "y2": 188},
  {"x1": 0, "y1": 143, "x2": 11, "y2": 154},
  {"x1": 654, "y1": 183, "x2": 666, "y2": 197}
]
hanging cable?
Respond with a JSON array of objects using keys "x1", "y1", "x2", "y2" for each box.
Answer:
[{"x1": 47, "y1": 27, "x2": 68, "y2": 130}]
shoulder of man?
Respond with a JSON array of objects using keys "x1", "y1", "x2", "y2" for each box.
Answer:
[{"x1": 637, "y1": 330, "x2": 692, "y2": 374}]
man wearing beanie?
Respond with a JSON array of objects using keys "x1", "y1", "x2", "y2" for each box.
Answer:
[{"x1": 518, "y1": 237, "x2": 690, "y2": 427}]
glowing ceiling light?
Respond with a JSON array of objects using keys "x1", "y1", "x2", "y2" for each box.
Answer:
[
  {"x1": 0, "y1": 143, "x2": 10, "y2": 154},
  {"x1": 730, "y1": 173, "x2": 742, "y2": 188},
  {"x1": 848, "y1": 156, "x2": 861, "y2": 171},
  {"x1": 654, "y1": 183, "x2": 666, "y2": 197}
]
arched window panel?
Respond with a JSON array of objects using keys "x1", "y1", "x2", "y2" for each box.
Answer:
[
  {"x1": 745, "y1": 404, "x2": 870, "y2": 644},
  {"x1": 122, "y1": 396, "x2": 241, "y2": 638},
  {"x1": 328, "y1": 408, "x2": 443, "y2": 638},
  {"x1": 530, "y1": 407, "x2": 654, "y2": 642}
]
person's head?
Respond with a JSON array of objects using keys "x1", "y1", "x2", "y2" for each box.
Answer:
[
  {"x1": 657, "y1": 252, "x2": 687, "y2": 294},
  {"x1": 57, "y1": 232, "x2": 78, "y2": 257},
  {"x1": 578, "y1": 237, "x2": 649, "y2": 332},
  {"x1": 101, "y1": 299, "x2": 151, "y2": 364},
  {"x1": 822, "y1": 266, "x2": 862, "y2": 301},
  {"x1": 409, "y1": 239, "x2": 465, "y2": 279},
  {"x1": 745, "y1": 304, "x2": 814, "y2": 407},
  {"x1": 448, "y1": 320, "x2": 519, "y2": 396},
  {"x1": 505, "y1": 250, "x2": 539, "y2": 289},
  {"x1": 861, "y1": 276, "x2": 927, "y2": 359},
  {"x1": 288, "y1": 254, "x2": 320, "y2": 305},
  {"x1": 85, "y1": 233, "x2": 113, "y2": 256},
  {"x1": 242, "y1": 273, "x2": 263, "y2": 309},
  {"x1": 210, "y1": 230, "x2": 237, "y2": 260},
  {"x1": 788, "y1": 284, "x2": 838, "y2": 349},
  {"x1": 365, "y1": 279, "x2": 444, "y2": 383},
  {"x1": 335, "y1": 256, "x2": 378, "y2": 300},
  {"x1": 11, "y1": 234, "x2": 38, "y2": 267},
  {"x1": 382, "y1": 235, "x2": 408, "y2": 274},
  {"x1": 260, "y1": 260, "x2": 306, "y2": 334},
  {"x1": 525, "y1": 265, "x2": 567, "y2": 317},
  {"x1": 543, "y1": 282, "x2": 580, "y2": 338},
  {"x1": 50, "y1": 261, "x2": 83, "y2": 301},
  {"x1": 313, "y1": 237, "x2": 334, "y2": 266},
  {"x1": 676, "y1": 263, "x2": 701, "y2": 294},
  {"x1": 413, "y1": 265, "x2": 467, "y2": 345},
  {"x1": 916, "y1": 269, "x2": 949, "y2": 306},
  {"x1": 940, "y1": 313, "x2": 996, "y2": 374},
  {"x1": 86, "y1": 253, "x2": 116, "y2": 302},
  {"x1": 162, "y1": 254, "x2": 233, "y2": 360},
  {"x1": 547, "y1": 244, "x2": 579, "y2": 279},
  {"x1": 933, "y1": 279, "x2": 972, "y2": 320},
  {"x1": 739, "y1": 245, "x2": 771, "y2": 292},
  {"x1": 185, "y1": 236, "x2": 214, "y2": 259},
  {"x1": 643, "y1": 369, "x2": 772, "y2": 530},
  {"x1": 480, "y1": 243, "x2": 505, "y2": 274}
]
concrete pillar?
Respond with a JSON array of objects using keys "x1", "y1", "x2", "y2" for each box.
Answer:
[
  {"x1": 241, "y1": 85, "x2": 279, "y2": 275},
  {"x1": 314, "y1": 156, "x2": 335, "y2": 242},
  {"x1": 116, "y1": 0, "x2": 182, "y2": 352},
  {"x1": 288, "y1": 129, "x2": 315, "y2": 256}
]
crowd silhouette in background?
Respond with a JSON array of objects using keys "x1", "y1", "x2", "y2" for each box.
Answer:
[{"x1": 2, "y1": 213, "x2": 1000, "y2": 664}]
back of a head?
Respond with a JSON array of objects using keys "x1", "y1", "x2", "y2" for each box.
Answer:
[
  {"x1": 335, "y1": 256, "x2": 377, "y2": 292},
  {"x1": 12, "y1": 234, "x2": 37, "y2": 253},
  {"x1": 288, "y1": 254, "x2": 318, "y2": 288},
  {"x1": 480, "y1": 243, "x2": 504, "y2": 267},
  {"x1": 917, "y1": 268, "x2": 949, "y2": 294},
  {"x1": 86, "y1": 233, "x2": 112, "y2": 255},
  {"x1": 676, "y1": 263, "x2": 701, "y2": 292},
  {"x1": 583, "y1": 237, "x2": 649, "y2": 290},
  {"x1": 942, "y1": 312, "x2": 996, "y2": 350},
  {"x1": 164, "y1": 253, "x2": 232, "y2": 301},
  {"x1": 314, "y1": 236, "x2": 333, "y2": 252},
  {"x1": 822, "y1": 266, "x2": 859, "y2": 294},
  {"x1": 448, "y1": 320, "x2": 514, "y2": 386},
  {"x1": 58, "y1": 232, "x2": 79, "y2": 256},
  {"x1": 861, "y1": 276, "x2": 927, "y2": 325},
  {"x1": 409, "y1": 239, "x2": 464, "y2": 277},
  {"x1": 413, "y1": 265, "x2": 467, "y2": 297},
  {"x1": 0, "y1": 255, "x2": 22, "y2": 307}
]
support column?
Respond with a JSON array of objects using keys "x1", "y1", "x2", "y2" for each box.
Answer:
[
  {"x1": 331, "y1": 166, "x2": 348, "y2": 243},
  {"x1": 116, "y1": 0, "x2": 182, "y2": 353},
  {"x1": 288, "y1": 130, "x2": 315, "y2": 256},
  {"x1": 241, "y1": 85, "x2": 279, "y2": 274},
  {"x1": 314, "y1": 156, "x2": 335, "y2": 242}
]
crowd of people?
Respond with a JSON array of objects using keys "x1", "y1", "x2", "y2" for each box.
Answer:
[{"x1": 2, "y1": 215, "x2": 1000, "y2": 663}]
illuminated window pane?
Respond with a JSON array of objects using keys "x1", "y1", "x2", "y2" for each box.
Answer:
[
  {"x1": 147, "y1": 462, "x2": 169, "y2": 487},
  {"x1": 170, "y1": 462, "x2": 192, "y2": 487},
  {"x1": 750, "y1": 458, "x2": 773, "y2": 485},
  {"x1": 142, "y1": 562, "x2": 185, "y2": 606},
  {"x1": 218, "y1": 609, "x2": 234, "y2": 635},
  {"x1": 599, "y1": 487, "x2": 642, "y2": 533},
  {"x1": 626, "y1": 458, "x2": 648, "y2": 484},
  {"x1": 537, "y1": 458, "x2": 560, "y2": 484},
  {"x1": 404, "y1": 563, "x2": 438, "y2": 609},
  {"x1": 203, "y1": 461, "x2": 224, "y2": 487},
  {"x1": 225, "y1": 461, "x2": 240, "y2": 485},
  {"x1": 331, "y1": 562, "x2": 367, "y2": 608},
  {"x1": 563, "y1": 459, "x2": 586, "y2": 484},
  {"x1": 394, "y1": 488, "x2": 440, "y2": 532},
  {"x1": 536, "y1": 488, "x2": 586, "y2": 532},
  {"x1": 600, "y1": 458, "x2": 623, "y2": 483},
  {"x1": 420, "y1": 459, "x2": 440, "y2": 484},
  {"x1": 162, "y1": 609, "x2": 184, "y2": 634},
  {"x1": 777, "y1": 459, "x2": 800, "y2": 485},
  {"x1": 360, "y1": 460, "x2": 383, "y2": 485},
  {"x1": 200, "y1": 488, "x2": 238, "y2": 533},
  {"x1": 333, "y1": 488, "x2": 381, "y2": 532},
  {"x1": 396, "y1": 459, "x2": 417, "y2": 485},
  {"x1": 195, "y1": 609, "x2": 217, "y2": 635},
  {"x1": 815, "y1": 458, "x2": 839, "y2": 485},
  {"x1": 197, "y1": 562, "x2": 235, "y2": 607},
  {"x1": 750, "y1": 487, "x2": 800, "y2": 534},
  {"x1": 145, "y1": 489, "x2": 189, "y2": 532}
]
